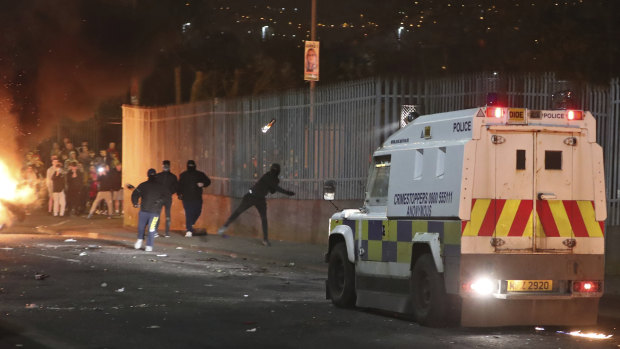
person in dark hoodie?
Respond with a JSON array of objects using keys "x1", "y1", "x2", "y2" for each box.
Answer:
[
  {"x1": 155, "y1": 160, "x2": 178, "y2": 237},
  {"x1": 217, "y1": 163, "x2": 294, "y2": 246},
  {"x1": 177, "y1": 160, "x2": 210, "y2": 237},
  {"x1": 132, "y1": 168, "x2": 167, "y2": 252}
]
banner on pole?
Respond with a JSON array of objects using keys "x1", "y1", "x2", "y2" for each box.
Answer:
[{"x1": 304, "y1": 41, "x2": 319, "y2": 81}]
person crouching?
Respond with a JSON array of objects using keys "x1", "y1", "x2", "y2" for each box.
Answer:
[{"x1": 132, "y1": 169, "x2": 166, "y2": 252}]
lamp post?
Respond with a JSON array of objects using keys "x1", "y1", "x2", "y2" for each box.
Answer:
[{"x1": 309, "y1": 0, "x2": 316, "y2": 123}]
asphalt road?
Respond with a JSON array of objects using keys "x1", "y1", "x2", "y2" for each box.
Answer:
[{"x1": 0, "y1": 230, "x2": 618, "y2": 348}]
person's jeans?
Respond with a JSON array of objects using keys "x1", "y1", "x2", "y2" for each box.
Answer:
[
  {"x1": 52, "y1": 191, "x2": 66, "y2": 216},
  {"x1": 137, "y1": 211, "x2": 159, "y2": 247},
  {"x1": 89, "y1": 191, "x2": 113, "y2": 216},
  {"x1": 182, "y1": 200, "x2": 202, "y2": 232},
  {"x1": 155, "y1": 196, "x2": 172, "y2": 234}
]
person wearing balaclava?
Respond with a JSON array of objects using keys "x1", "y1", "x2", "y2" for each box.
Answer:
[
  {"x1": 217, "y1": 163, "x2": 295, "y2": 246},
  {"x1": 177, "y1": 160, "x2": 211, "y2": 237},
  {"x1": 155, "y1": 160, "x2": 178, "y2": 237},
  {"x1": 132, "y1": 169, "x2": 167, "y2": 252}
]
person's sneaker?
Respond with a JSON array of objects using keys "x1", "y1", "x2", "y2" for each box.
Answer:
[
  {"x1": 262, "y1": 239, "x2": 271, "y2": 247},
  {"x1": 107, "y1": 216, "x2": 112, "y2": 219},
  {"x1": 145, "y1": 246, "x2": 153, "y2": 252},
  {"x1": 217, "y1": 226, "x2": 229, "y2": 238},
  {"x1": 154, "y1": 233, "x2": 159, "y2": 238},
  {"x1": 165, "y1": 233, "x2": 170, "y2": 238},
  {"x1": 185, "y1": 231, "x2": 192, "y2": 237},
  {"x1": 134, "y1": 239, "x2": 143, "y2": 250},
  {"x1": 87, "y1": 213, "x2": 93, "y2": 219}
]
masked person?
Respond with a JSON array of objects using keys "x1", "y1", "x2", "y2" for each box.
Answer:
[
  {"x1": 217, "y1": 163, "x2": 294, "y2": 246},
  {"x1": 154, "y1": 160, "x2": 178, "y2": 237},
  {"x1": 132, "y1": 169, "x2": 166, "y2": 252},
  {"x1": 177, "y1": 160, "x2": 210, "y2": 237}
]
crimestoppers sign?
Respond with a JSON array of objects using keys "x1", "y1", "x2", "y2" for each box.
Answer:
[{"x1": 304, "y1": 41, "x2": 319, "y2": 81}]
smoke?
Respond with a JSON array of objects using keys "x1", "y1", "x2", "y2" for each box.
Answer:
[{"x1": 0, "y1": 0, "x2": 181, "y2": 145}]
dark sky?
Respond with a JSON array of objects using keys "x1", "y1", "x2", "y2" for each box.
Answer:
[
  {"x1": 0, "y1": 0, "x2": 185, "y2": 142},
  {"x1": 0, "y1": 0, "x2": 618, "y2": 145}
]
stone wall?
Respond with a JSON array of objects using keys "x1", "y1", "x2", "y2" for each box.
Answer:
[{"x1": 124, "y1": 193, "x2": 362, "y2": 246}]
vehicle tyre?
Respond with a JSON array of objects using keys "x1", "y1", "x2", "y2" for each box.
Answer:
[
  {"x1": 327, "y1": 242, "x2": 356, "y2": 308},
  {"x1": 411, "y1": 253, "x2": 447, "y2": 326}
]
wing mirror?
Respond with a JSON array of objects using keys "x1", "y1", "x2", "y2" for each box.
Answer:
[{"x1": 323, "y1": 180, "x2": 336, "y2": 201}]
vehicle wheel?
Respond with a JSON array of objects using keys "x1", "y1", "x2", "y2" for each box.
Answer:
[
  {"x1": 327, "y1": 242, "x2": 356, "y2": 308},
  {"x1": 411, "y1": 253, "x2": 447, "y2": 326}
]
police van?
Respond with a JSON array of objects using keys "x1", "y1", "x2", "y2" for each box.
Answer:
[{"x1": 324, "y1": 106, "x2": 606, "y2": 327}]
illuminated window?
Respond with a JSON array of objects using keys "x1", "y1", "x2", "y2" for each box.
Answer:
[{"x1": 367, "y1": 156, "x2": 391, "y2": 206}]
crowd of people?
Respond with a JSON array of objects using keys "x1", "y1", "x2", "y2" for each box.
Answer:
[
  {"x1": 131, "y1": 160, "x2": 294, "y2": 252},
  {"x1": 21, "y1": 139, "x2": 296, "y2": 253},
  {"x1": 22, "y1": 138, "x2": 123, "y2": 218}
]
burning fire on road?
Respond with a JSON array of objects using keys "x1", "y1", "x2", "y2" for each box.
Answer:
[{"x1": 0, "y1": 158, "x2": 36, "y2": 228}]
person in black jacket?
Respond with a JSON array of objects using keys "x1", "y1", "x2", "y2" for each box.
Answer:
[
  {"x1": 132, "y1": 168, "x2": 167, "y2": 252},
  {"x1": 155, "y1": 160, "x2": 178, "y2": 237},
  {"x1": 65, "y1": 161, "x2": 83, "y2": 215},
  {"x1": 177, "y1": 160, "x2": 210, "y2": 237},
  {"x1": 217, "y1": 163, "x2": 294, "y2": 246}
]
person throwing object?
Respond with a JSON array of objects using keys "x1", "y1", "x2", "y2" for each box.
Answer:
[
  {"x1": 217, "y1": 163, "x2": 294, "y2": 246},
  {"x1": 132, "y1": 169, "x2": 166, "y2": 252}
]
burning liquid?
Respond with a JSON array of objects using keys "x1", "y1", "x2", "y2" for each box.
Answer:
[
  {"x1": 0, "y1": 159, "x2": 37, "y2": 226},
  {"x1": 556, "y1": 330, "x2": 613, "y2": 340}
]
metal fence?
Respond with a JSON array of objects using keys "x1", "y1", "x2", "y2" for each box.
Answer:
[
  {"x1": 605, "y1": 78, "x2": 620, "y2": 225},
  {"x1": 122, "y1": 73, "x2": 620, "y2": 223}
]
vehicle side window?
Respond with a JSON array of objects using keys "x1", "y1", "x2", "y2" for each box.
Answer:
[
  {"x1": 516, "y1": 149, "x2": 526, "y2": 170},
  {"x1": 436, "y1": 147, "x2": 446, "y2": 178},
  {"x1": 367, "y1": 155, "x2": 391, "y2": 205},
  {"x1": 545, "y1": 151, "x2": 562, "y2": 170},
  {"x1": 413, "y1": 149, "x2": 423, "y2": 180}
]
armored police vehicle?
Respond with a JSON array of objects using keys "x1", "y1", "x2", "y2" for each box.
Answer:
[{"x1": 324, "y1": 106, "x2": 606, "y2": 327}]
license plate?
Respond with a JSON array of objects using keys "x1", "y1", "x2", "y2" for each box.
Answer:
[{"x1": 507, "y1": 280, "x2": 553, "y2": 292}]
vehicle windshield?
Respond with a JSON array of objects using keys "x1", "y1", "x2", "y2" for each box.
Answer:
[{"x1": 366, "y1": 155, "x2": 391, "y2": 206}]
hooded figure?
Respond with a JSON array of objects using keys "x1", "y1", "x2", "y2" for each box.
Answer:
[
  {"x1": 177, "y1": 160, "x2": 211, "y2": 237},
  {"x1": 155, "y1": 160, "x2": 179, "y2": 237},
  {"x1": 217, "y1": 163, "x2": 294, "y2": 246},
  {"x1": 132, "y1": 168, "x2": 167, "y2": 252}
]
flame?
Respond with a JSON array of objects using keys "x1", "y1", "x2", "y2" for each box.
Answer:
[
  {"x1": 557, "y1": 330, "x2": 613, "y2": 340},
  {"x1": 0, "y1": 159, "x2": 37, "y2": 226}
]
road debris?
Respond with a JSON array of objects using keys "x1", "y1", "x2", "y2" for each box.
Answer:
[
  {"x1": 115, "y1": 287, "x2": 125, "y2": 293},
  {"x1": 147, "y1": 325, "x2": 160, "y2": 329},
  {"x1": 176, "y1": 247, "x2": 183, "y2": 250},
  {"x1": 34, "y1": 273, "x2": 50, "y2": 280},
  {"x1": 101, "y1": 282, "x2": 108, "y2": 287},
  {"x1": 64, "y1": 238, "x2": 77, "y2": 242},
  {"x1": 79, "y1": 252, "x2": 87, "y2": 256},
  {"x1": 246, "y1": 328, "x2": 257, "y2": 333},
  {"x1": 157, "y1": 254, "x2": 168, "y2": 257}
]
